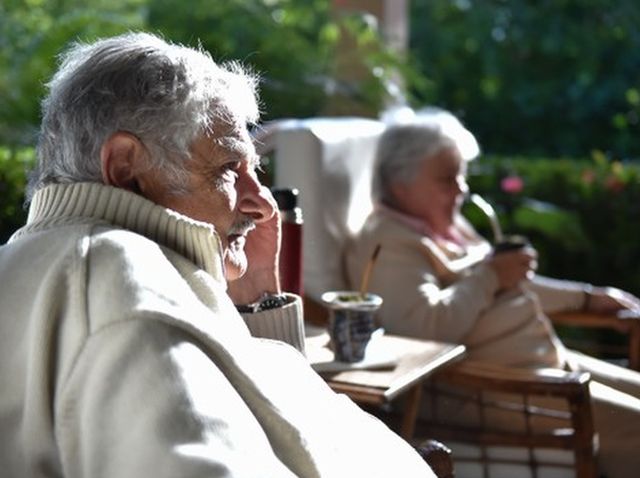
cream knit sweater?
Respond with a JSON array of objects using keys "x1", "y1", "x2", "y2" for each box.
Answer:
[
  {"x1": 0, "y1": 183, "x2": 432, "y2": 478},
  {"x1": 345, "y1": 208, "x2": 587, "y2": 369}
]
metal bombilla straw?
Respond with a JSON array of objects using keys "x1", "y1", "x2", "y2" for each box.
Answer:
[
  {"x1": 469, "y1": 193, "x2": 504, "y2": 244},
  {"x1": 470, "y1": 194, "x2": 533, "y2": 288}
]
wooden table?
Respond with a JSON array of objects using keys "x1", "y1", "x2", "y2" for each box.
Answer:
[{"x1": 305, "y1": 326, "x2": 466, "y2": 440}]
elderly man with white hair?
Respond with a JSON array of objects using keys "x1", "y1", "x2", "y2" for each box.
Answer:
[
  {"x1": 0, "y1": 32, "x2": 438, "y2": 477},
  {"x1": 346, "y1": 108, "x2": 640, "y2": 478}
]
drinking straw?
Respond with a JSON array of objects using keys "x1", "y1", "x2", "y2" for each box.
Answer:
[
  {"x1": 469, "y1": 193, "x2": 504, "y2": 243},
  {"x1": 359, "y1": 244, "x2": 381, "y2": 300}
]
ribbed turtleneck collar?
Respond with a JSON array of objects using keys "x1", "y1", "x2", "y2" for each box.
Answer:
[{"x1": 16, "y1": 182, "x2": 226, "y2": 282}]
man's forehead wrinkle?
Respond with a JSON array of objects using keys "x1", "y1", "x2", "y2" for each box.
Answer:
[{"x1": 189, "y1": 139, "x2": 217, "y2": 169}]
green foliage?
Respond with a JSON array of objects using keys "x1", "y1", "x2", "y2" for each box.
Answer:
[
  {"x1": 511, "y1": 198, "x2": 588, "y2": 250},
  {"x1": 146, "y1": 0, "x2": 402, "y2": 120},
  {"x1": 1, "y1": 0, "x2": 402, "y2": 140},
  {"x1": 0, "y1": 147, "x2": 35, "y2": 243},
  {"x1": 0, "y1": 0, "x2": 147, "y2": 145},
  {"x1": 146, "y1": 0, "x2": 332, "y2": 120},
  {"x1": 409, "y1": 0, "x2": 640, "y2": 159},
  {"x1": 465, "y1": 154, "x2": 640, "y2": 297}
]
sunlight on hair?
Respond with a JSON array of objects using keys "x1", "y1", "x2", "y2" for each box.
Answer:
[
  {"x1": 415, "y1": 107, "x2": 480, "y2": 161},
  {"x1": 380, "y1": 105, "x2": 480, "y2": 161}
]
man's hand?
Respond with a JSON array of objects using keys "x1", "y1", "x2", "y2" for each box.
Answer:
[{"x1": 227, "y1": 186, "x2": 281, "y2": 305}]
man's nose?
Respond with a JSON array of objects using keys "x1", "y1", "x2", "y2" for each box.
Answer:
[{"x1": 237, "y1": 172, "x2": 275, "y2": 223}]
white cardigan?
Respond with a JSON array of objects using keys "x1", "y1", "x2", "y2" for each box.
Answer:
[{"x1": 0, "y1": 182, "x2": 433, "y2": 478}]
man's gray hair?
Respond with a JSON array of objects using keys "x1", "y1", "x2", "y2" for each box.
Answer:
[
  {"x1": 373, "y1": 107, "x2": 480, "y2": 203},
  {"x1": 28, "y1": 31, "x2": 260, "y2": 200}
]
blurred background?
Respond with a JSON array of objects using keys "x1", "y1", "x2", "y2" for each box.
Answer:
[{"x1": 2, "y1": 0, "x2": 640, "y2": 358}]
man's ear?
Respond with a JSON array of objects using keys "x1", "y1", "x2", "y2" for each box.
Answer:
[{"x1": 100, "y1": 132, "x2": 147, "y2": 193}]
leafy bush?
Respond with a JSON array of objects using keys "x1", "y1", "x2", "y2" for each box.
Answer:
[
  {"x1": 147, "y1": 0, "x2": 404, "y2": 120},
  {"x1": 462, "y1": 154, "x2": 640, "y2": 359},
  {"x1": 464, "y1": 153, "x2": 640, "y2": 298},
  {"x1": 409, "y1": 0, "x2": 640, "y2": 159},
  {"x1": 0, "y1": 147, "x2": 35, "y2": 243},
  {"x1": 0, "y1": 0, "x2": 147, "y2": 146}
]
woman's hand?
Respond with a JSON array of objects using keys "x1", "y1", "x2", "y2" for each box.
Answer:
[
  {"x1": 584, "y1": 286, "x2": 640, "y2": 314},
  {"x1": 487, "y1": 246, "x2": 538, "y2": 291}
]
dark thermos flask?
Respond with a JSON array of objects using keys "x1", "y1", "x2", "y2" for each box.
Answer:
[{"x1": 272, "y1": 188, "x2": 304, "y2": 296}]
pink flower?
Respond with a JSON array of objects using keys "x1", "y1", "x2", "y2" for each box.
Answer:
[
  {"x1": 605, "y1": 175, "x2": 625, "y2": 194},
  {"x1": 500, "y1": 175, "x2": 524, "y2": 194}
]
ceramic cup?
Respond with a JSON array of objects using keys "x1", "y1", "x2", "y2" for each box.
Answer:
[{"x1": 321, "y1": 291, "x2": 383, "y2": 363}]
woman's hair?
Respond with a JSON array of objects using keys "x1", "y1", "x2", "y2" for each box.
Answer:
[
  {"x1": 28, "y1": 31, "x2": 260, "y2": 200},
  {"x1": 372, "y1": 107, "x2": 480, "y2": 203}
]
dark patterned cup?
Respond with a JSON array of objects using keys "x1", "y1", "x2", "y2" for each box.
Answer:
[
  {"x1": 493, "y1": 234, "x2": 530, "y2": 254},
  {"x1": 321, "y1": 291, "x2": 383, "y2": 363}
]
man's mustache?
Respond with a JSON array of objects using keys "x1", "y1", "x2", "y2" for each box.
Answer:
[{"x1": 229, "y1": 217, "x2": 255, "y2": 236}]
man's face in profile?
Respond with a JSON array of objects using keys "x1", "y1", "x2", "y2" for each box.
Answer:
[{"x1": 141, "y1": 121, "x2": 274, "y2": 281}]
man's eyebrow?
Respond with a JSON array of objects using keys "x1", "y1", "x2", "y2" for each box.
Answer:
[
  {"x1": 213, "y1": 136, "x2": 257, "y2": 163},
  {"x1": 229, "y1": 148, "x2": 261, "y2": 170}
]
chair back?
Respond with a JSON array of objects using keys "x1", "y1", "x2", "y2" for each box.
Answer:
[{"x1": 269, "y1": 117, "x2": 385, "y2": 302}]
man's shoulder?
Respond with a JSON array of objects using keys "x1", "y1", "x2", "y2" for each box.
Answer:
[
  {"x1": 9, "y1": 219, "x2": 202, "y2": 312},
  {"x1": 90, "y1": 224, "x2": 165, "y2": 258},
  {"x1": 87, "y1": 224, "x2": 199, "y2": 288},
  {"x1": 84, "y1": 224, "x2": 234, "y2": 332},
  {"x1": 37, "y1": 220, "x2": 175, "y2": 271},
  {"x1": 20, "y1": 219, "x2": 196, "y2": 303},
  {"x1": 1, "y1": 219, "x2": 220, "y2": 353},
  {"x1": 8, "y1": 216, "x2": 156, "y2": 252},
  {"x1": 2, "y1": 219, "x2": 143, "y2": 271}
]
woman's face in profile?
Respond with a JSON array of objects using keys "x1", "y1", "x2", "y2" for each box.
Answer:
[{"x1": 391, "y1": 147, "x2": 467, "y2": 230}]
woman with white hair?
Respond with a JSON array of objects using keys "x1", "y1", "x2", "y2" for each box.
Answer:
[{"x1": 346, "y1": 108, "x2": 640, "y2": 478}]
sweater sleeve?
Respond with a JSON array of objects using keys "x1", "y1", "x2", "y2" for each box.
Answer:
[
  {"x1": 365, "y1": 238, "x2": 501, "y2": 344},
  {"x1": 527, "y1": 274, "x2": 586, "y2": 314},
  {"x1": 239, "y1": 294, "x2": 306, "y2": 355}
]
